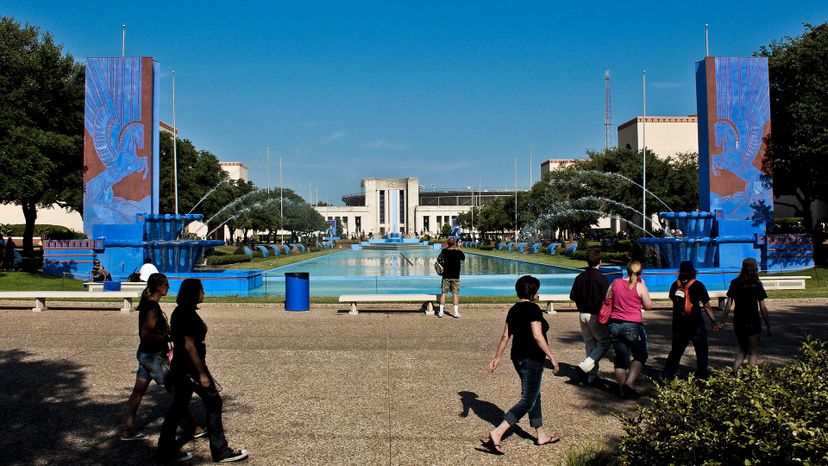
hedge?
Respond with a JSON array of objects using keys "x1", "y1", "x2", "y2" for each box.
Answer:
[
  {"x1": 618, "y1": 337, "x2": 828, "y2": 465},
  {"x1": 479, "y1": 244, "x2": 495, "y2": 251},
  {"x1": 572, "y1": 250, "x2": 629, "y2": 264},
  {"x1": 206, "y1": 254, "x2": 251, "y2": 266}
]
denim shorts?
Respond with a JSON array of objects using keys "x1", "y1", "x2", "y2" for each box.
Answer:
[
  {"x1": 607, "y1": 321, "x2": 648, "y2": 369},
  {"x1": 136, "y1": 350, "x2": 170, "y2": 385}
]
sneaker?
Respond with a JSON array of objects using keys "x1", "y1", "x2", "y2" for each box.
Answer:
[
  {"x1": 214, "y1": 448, "x2": 249, "y2": 463},
  {"x1": 451, "y1": 311, "x2": 461, "y2": 318},
  {"x1": 119, "y1": 431, "x2": 147, "y2": 441},
  {"x1": 194, "y1": 429, "x2": 208, "y2": 439},
  {"x1": 160, "y1": 451, "x2": 194, "y2": 463},
  {"x1": 436, "y1": 310, "x2": 444, "y2": 318},
  {"x1": 577, "y1": 357, "x2": 596, "y2": 373}
]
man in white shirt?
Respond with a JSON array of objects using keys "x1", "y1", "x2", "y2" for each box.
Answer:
[{"x1": 138, "y1": 257, "x2": 160, "y2": 281}]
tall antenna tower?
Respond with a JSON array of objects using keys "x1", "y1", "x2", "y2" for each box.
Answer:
[{"x1": 604, "y1": 69, "x2": 614, "y2": 150}]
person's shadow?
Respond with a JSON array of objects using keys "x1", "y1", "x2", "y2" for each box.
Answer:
[{"x1": 457, "y1": 391, "x2": 533, "y2": 441}]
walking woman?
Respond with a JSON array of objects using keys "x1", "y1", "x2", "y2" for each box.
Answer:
[
  {"x1": 158, "y1": 279, "x2": 248, "y2": 463},
  {"x1": 482, "y1": 275, "x2": 561, "y2": 455},
  {"x1": 606, "y1": 261, "x2": 652, "y2": 398},
  {"x1": 121, "y1": 273, "x2": 204, "y2": 441},
  {"x1": 662, "y1": 261, "x2": 721, "y2": 380},
  {"x1": 720, "y1": 258, "x2": 770, "y2": 369}
]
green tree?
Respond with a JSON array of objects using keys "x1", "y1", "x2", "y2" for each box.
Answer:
[
  {"x1": 0, "y1": 18, "x2": 84, "y2": 256},
  {"x1": 158, "y1": 131, "x2": 228, "y2": 220},
  {"x1": 760, "y1": 23, "x2": 828, "y2": 230}
]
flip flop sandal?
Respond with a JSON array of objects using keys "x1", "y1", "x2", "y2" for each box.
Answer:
[
  {"x1": 119, "y1": 432, "x2": 147, "y2": 441},
  {"x1": 480, "y1": 438, "x2": 504, "y2": 455},
  {"x1": 537, "y1": 436, "x2": 561, "y2": 446}
]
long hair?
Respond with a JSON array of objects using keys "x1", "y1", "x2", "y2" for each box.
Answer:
[
  {"x1": 176, "y1": 278, "x2": 204, "y2": 309},
  {"x1": 737, "y1": 258, "x2": 760, "y2": 285},
  {"x1": 626, "y1": 261, "x2": 643, "y2": 286},
  {"x1": 139, "y1": 273, "x2": 168, "y2": 309}
]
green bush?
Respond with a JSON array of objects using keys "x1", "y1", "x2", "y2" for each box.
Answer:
[
  {"x1": 206, "y1": 254, "x2": 252, "y2": 266},
  {"x1": 618, "y1": 337, "x2": 828, "y2": 465},
  {"x1": 479, "y1": 244, "x2": 495, "y2": 251},
  {"x1": 308, "y1": 246, "x2": 321, "y2": 252},
  {"x1": 564, "y1": 444, "x2": 618, "y2": 466}
]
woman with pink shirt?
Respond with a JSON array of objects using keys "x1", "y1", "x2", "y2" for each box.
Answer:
[{"x1": 606, "y1": 261, "x2": 652, "y2": 398}]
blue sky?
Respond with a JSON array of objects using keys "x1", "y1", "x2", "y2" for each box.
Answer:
[{"x1": 3, "y1": 1, "x2": 826, "y2": 204}]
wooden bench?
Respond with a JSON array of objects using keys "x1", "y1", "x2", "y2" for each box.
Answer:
[
  {"x1": 84, "y1": 281, "x2": 147, "y2": 292},
  {"x1": 338, "y1": 294, "x2": 439, "y2": 315},
  {"x1": 0, "y1": 291, "x2": 142, "y2": 313}
]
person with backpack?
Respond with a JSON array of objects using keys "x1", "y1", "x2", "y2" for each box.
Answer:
[
  {"x1": 571, "y1": 247, "x2": 610, "y2": 385},
  {"x1": 662, "y1": 261, "x2": 721, "y2": 380}
]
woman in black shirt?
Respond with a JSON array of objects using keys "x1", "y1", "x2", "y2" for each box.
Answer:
[
  {"x1": 482, "y1": 275, "x2": 560, "y2": 455},
  {"x1": 721, "y1": 258, "x2": 770, "y2": 369},
  {"x1": 158, "y1": 279, "x2": 249, "y2": 463}
]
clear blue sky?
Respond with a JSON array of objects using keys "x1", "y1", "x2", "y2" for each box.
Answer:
[{"x1": 3, "y1": 1, "x2": 826, "y2": 204}]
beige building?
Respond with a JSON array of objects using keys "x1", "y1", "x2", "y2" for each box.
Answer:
[
  {"x1": 219, "y1": 162, "x2": 249, "y2": 182},
  {"x1": 315, "y1": 177, "x2": 514, "y2": 237},
  {"x1": 540, "y1": 159, "x2": 577, "y2": 177},
  {"x1": 617, "y1": 116, "x2": 698, "y2": 158}
]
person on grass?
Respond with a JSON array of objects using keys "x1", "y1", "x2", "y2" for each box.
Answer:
[{"x1": 482, "y1": 275, "x2": 561, "y2": 455}]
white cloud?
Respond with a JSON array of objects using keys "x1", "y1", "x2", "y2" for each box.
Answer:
[
  {"x1": 359, "y1": 140, "x2": 407, "y2": 150},
  {"x1": 651, "y1": 81, "x2": 683, "y2": 89},
  {"x1": 320, "y1": 130, "x2": 347, "y2": 144}
]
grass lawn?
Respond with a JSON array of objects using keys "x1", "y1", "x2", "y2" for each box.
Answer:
[
  {"x1": 206, "y1": 248, "x2": 343, "y2": 271},
  {"x1": 466, "y1": 248, "x2": 588, "y2": 269},
  {"x1": 0, "y1": 272, "x2": 85, "y2": 291}
]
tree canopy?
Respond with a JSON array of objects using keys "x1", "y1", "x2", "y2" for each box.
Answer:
[
  {"x1": 0, "y1": 17, "x2": 84, "y2": 255},
  {"x1": 760, "y1": 23, "x2": 828, "y2": 229}
]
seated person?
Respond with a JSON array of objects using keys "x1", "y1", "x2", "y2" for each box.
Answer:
[
  {"x1": 138, "y1": 257, "x2": 159, "y2": 282},
  {"x1": 90, "y1": 259, "x2": 112, "y2": 282}
]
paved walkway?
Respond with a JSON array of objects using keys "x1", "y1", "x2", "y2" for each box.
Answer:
[{"x1": 0, "y1": 299, "x2": 826, "y2": 465}]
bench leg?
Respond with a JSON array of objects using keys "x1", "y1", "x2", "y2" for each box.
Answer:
[
  {"x1": 32, "y1": 298, "x2": 46, "y2": 312},
  {"x1": 350, "y1": 302, "x2": 358, "y2": 315},
  {"x1": 121, "y1": 298, "x2": 133, "y2": 313},
  {"x1": 545, "y1": 302, "x2": 556, "y2": 314},
  {"x1": 425, "y1": 302, "x2": 434, "y2": 316}
]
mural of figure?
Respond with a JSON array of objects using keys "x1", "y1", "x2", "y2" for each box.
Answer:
[
  {"x1": 708, "y1": 58, "x2": 772, "y2": 222},
  {"x1": 84, "y1": 57, "x2": 152, "y2": 234}
]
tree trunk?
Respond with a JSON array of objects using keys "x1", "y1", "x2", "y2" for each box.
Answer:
[{"x1": 21, "y1": 200, "x2": 37, "y2": 256}]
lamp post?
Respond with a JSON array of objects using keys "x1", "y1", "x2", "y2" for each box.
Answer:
[{"x1": 467, "y1": 185, "x2": 474, "y2": 239}]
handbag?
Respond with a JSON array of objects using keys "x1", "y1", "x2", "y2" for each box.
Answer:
[
  {"x1": 597, "y1": 280, "x2": 616, "y2": 325},
  {"x1": 434, "y1": 251, "x2": 445, "y2": 276}
]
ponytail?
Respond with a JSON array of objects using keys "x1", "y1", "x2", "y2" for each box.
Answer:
[{"x1": 626, "y1": 261, "x2": 643, "y2": 286}]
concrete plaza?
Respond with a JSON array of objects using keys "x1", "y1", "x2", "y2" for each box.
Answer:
[{"x1": 0, "y1": 298, "x2": 826, "y2": 465}]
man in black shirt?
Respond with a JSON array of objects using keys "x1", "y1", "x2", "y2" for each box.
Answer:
[
  {"x1": 438, "y1": 237, "x2": 465, "y2": 318},
  {"x1": 570, "y1": 248, "x2": 610, "y2": 384}
]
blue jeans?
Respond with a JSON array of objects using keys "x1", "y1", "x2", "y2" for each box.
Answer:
[
  {"x1": 608, "y1": 321, "x2": 648, "y2": 369},
  {"x1": 136, "y1": 351, "x2": 169, "y2": 385},
  {"x1": 503, "y1": 358, "x2": 544, "y2": 428},
  {"x1": 663, "y1": 324, "x2": 709, "y2": 379}
]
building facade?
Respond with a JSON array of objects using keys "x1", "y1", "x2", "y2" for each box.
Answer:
[
  {"x1": 314, "y1": 177, "x2": 515, "y2": 237},
  {"x1": 617, "y1": 116, "x2": 699, "y2": 159}
]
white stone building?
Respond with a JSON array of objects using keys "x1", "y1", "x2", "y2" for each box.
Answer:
[
  {"x1": 314, "y1": 177, "x2": 515, "y2": 238},
  {"x1": 617, "y1": 116, "x2": 699, "y2": 159}
]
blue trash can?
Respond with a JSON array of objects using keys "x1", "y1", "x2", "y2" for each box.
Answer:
[
  {"x1": 103, "y1": 281, "x2": 121, "y2": 291},
  {"x1": 284, "y1": 272, "x2": 310, "y2": 311}
]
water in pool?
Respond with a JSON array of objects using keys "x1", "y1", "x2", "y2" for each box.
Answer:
[{"x1": 253, "y1": 249, "x2": 582, "y2": 296}]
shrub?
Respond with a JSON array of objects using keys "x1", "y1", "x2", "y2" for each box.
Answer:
[
  {"x1": 308, "y1": 246, "x2": 321, "y2": 252},
  {"x1": 479, "y1": 244, "x2": 494, "y2": 251},
  {"x1": 564, "y1": 444, "x2": 618, "y2": 466},
  {"x1": 618, "y1": 337, "x2": 828, "y2": 465},
  {"x1": 206, "y1": 254, "x2": 251, "y2": 266}
]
